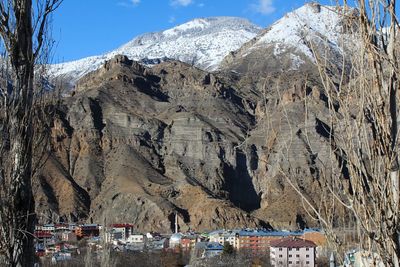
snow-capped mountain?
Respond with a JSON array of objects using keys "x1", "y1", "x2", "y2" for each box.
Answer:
[
  {"x1": 221, "y1": 3, "x2": 352, "y2": 73},
  {"x1": 254, "y1": 3, "x2": 345, "y2": 58},
  {"x1": 50, "y1": 17, "x2": 261, "y2": 84}
]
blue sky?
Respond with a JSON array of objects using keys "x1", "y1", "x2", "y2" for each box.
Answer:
[{"x1": 51, "y1": 0, "x2": 339, "y2": 62}]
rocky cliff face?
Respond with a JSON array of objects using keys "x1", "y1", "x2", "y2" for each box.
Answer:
[
  {"x1": 36, "y1": 55, "x2": 270, "y2": 232},
  {"x1": 34, "y1": 3, "x2": 355, "y2": 232},
  {"x1": 35, "y1": 51, "x2": 338, "y2": 231}
]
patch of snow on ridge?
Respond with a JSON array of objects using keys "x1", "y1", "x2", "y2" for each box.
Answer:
[{"x1": 289, "y1": 54, "x2": 305, "y2": 70}]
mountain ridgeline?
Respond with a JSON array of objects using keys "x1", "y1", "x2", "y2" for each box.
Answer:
[{"x1": 38, "y1": 3, "x2": 354, "y2": 232}]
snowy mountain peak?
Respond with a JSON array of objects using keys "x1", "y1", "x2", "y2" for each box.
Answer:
[
  {"x1": 163, "y1": 18, "x2": 210, "y2": 36},
  {"x1": 50, "y1": 17, "x2": 261, "y2": 85},
  {"x1": 219, "y1": 3, "x2": 354, "y2": 74},
  {"x1": 164, "y1": 17, "x2": 260, "y2": 35},
  {"x1": 254, "y1": 3, "x2": 345, "y2": 58}
]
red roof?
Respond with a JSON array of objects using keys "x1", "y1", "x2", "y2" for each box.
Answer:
[
  {"x1": 111, "y1": 224, "x2": 134, "y2": 228},
  {"x1": 270, "y1": 237, "x2": 316, "y2": 248},
  {"x1": 35, "y1": 231, "x2": 53, "y2": 238}
]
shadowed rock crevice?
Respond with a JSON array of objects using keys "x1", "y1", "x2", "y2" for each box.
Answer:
[
  {"x1": 133, "y1": 77, "x2": 168, "y2": 102},
  {"x1": 38, "y1": 176, "x2": 59, "y2": 213},
  {"x1": 315, "y1": 118, "x2": 332, "y2": 139},
  {"x1": 88, "y1": 98, "x2": 105, "y2": 138},
  {"x1": 223, "y1": 150, "x2": 261, "y2": 212}
]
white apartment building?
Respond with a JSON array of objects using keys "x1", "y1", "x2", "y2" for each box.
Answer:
[{"x1": 270, "y1": 237, "x2": 316, "y2": 267}]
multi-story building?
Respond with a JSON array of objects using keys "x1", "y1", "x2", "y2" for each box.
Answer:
[
  {"x1": 35, "y1": 230, "x2": 54, "y2": 244},
  {"x1": 180, "y1": 235, "x2": 198, "y2": 251},
  {"x1": 169, "y1": 233, "x2": 184, "y2": 248},
  {"x1": 125, "y1": 233, "x2": 147, "y2": 251},
  {"x1": 68, "y1": 223, "x2": 77, "y2": 232},
  {"x1": 193, "y1": 242, "x2": 224, "y2": 259},
  {"x1": 61, "y1": 232, "x2": 77, "y2": 242},
  {"x1": 208, "y1": 230, "x2": 239, "y2": 248},
  {"x1": 237, "y1": 230, "x2": 302, "y2": 253},
  {"x1": 110, "y1": 224, "x2": 134, "y2": 241},
  {"x1": 54, "y1": 224, "x2": 69, "y2": 232},
  {"x1": 42, "y1": 224, "x2": 55, "y2": 232},
  {"x1": 75, "y1": 224, "x2": 100, "y2": 239},
  {"x1": 126, "y1": 233, "x2": 146, "y2": 243},
  {"x1": 270, "y1": 237, "x2": 317, "y2": 267}
]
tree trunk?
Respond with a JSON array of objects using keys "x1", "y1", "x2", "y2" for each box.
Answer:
[
  {"x1": 0, "y1": 0, "x2": 61, "y2": 265},
  {"x1": 6, "y1": 0, "x2": 36, "y2": 266}
]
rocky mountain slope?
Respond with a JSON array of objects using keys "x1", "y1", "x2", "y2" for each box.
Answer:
[
  {"x1": 34, "y1": 3, "x2": 354, "y2": 232},
  {"x1": 49, "y1": 17, "x2": 261, "y2": 86},
  {"x1": 37, "y1": 55, "x2": 267, "y2": 231}
]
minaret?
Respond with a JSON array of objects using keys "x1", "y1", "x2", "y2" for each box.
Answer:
[
  {"x1": 175, "y1": 212, "x2": 178, "y2": 234},
  {"x1": 330, "y1": 252, "x2": 335, "y2": 267}
]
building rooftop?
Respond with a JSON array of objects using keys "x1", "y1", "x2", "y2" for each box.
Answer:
[
  {"x1": 270, "y1": 237, "x2": 317, "y2": 248},
  {"x1": 238, "y1": 230, "x2": 303, "y2": 237},
  {"x1": 195, "y1": 242, "x2": 224, "y2": 250},
  {"x1": 111, "y1": 224, "x2": 134, "y2": 228}
]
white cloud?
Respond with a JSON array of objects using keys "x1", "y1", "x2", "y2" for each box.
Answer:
[
  {"x1": 252, "y1": 0, "x2": 275, "y2": 15},
  {"x1": 168, "y1": 16, "x2": 176, "y2": 23},
  {"x1": 117, "y1": 0, "x2": 140, "y2": 7},
  {"x1": 171, "y1": 0, "x2": 193, "y2": 7}
]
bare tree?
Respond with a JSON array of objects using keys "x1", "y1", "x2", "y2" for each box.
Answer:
[
  {"x1": 283, "y1": 1, "x2": 400, "y2": 266},
  {"x1": 0, "y1": 0, "x2": 62, "y2": 266}
]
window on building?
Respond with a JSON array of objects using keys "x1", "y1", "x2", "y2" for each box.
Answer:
[
  {"x1": 289, "y1": 261, "x2": 292, "y2": 264},
  {"x1": 279, "y1": 248, "x2": 282, "y2": 251},
  {"x1": 306, "y1": 248, "x2": 309, "y2": 251},
  {"x1": 279, "y1": 255, "x2": 282, "y2": 258},
  {"x1": 289, "y1": 255, "x2": 292, "y2": 258},
  {"x1": 306, "y1": 255, "x2": 310, "y2": 258},
  {"x1": 296, "y1": 254, "x2": 300, "y2": 258},
  {"x1": 296, "y1": 248, "x2": 300, "y2": 251},
  {"x1": 296, "y1": 261, "x2": 300, "y2": 264},
  {"x1": 289, "y1": 248, "x2": 292, "y2": 251},
  {"x1": 306, "y1": 261, "x2": 310, "y2": 264}
]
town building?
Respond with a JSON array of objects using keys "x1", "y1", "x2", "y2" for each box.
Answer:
[
  {"x1": 169, "y1": 233, "x2": 184, "y2": 248},
  {"x1": 61, "y1": 232, "x2": 77, "y2": 242},
  {"x1": 110, "y1": 224, "x2": 134, "y2": 241},
  {"x1": 180, "y1": 235, "x2": 198, "y2": 251},
  {"x1": 147, "y1": 238, "x2": 169, "y2": 250},
  {"x1": 68, "y1": 223, "x2": 77, "y2": 232},
  {"x1": 125, "y1": 234, "x2": 147, "y2": 251},
  {"x1": 126, "y1": 233, "x2": 146, "y2": 244},
  {"x1": 237, "y1": 230, "x2": 302, "y2": 253},
  {"x1": 209, "y1": 230, "x2": 239, "y2": 248},
  {"x1": 75, "y1": 224, "x2": 100, "y2": 239},
  {"x1": 194, "y1": 242, "x2": 224, "y2": 258},
  {"x1": 270, "y1": 237, "x2": 317, "y2": 267},
  {"x1": 35, "y1": 230, "x2": 54, "y2": 245},
  {"x1": 54, "y1": 224, "x2": 69, "y2": 232},
  {"x1": 42, "y1": 224, "x2": 55, "y2": 232}
]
